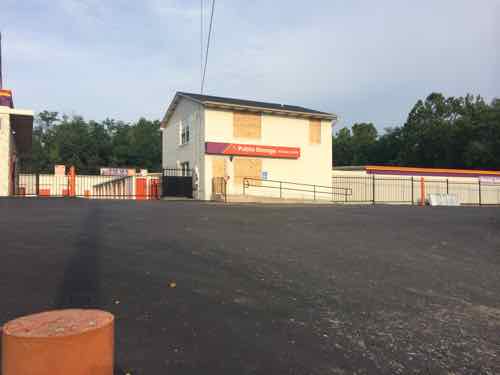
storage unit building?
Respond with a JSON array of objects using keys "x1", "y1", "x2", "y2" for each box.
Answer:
[{"x1": 161, "y1": 92, "x2": 337, "y2": 200}]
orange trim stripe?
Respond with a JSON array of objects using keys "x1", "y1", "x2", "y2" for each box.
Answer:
[{"x1": 366, "y1": 165, "x2": 500, "y2": 176}]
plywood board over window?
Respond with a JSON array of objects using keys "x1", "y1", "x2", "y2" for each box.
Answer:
[
  {"x1": 234, "y1": 158, "x2": 262, "y2": 185},
  {"x1": 212, "y1": 157, "x2": 226, "y2": 178},
  {"x1": 233, "y1": 112, "x2": 262, "y2": 139},
  {"x1": 309, "y1": 119, "x2": 321, "y2": 144}
]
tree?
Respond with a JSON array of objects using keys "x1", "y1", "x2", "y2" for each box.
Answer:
[
  {"x1": 370, "y1": 127, "x2": 402, "y2": 165},
  {"x1": 27, "y1": 113, "x2": 162, "y2": 173},
  {"x1": 398, "y1": 93, "x2": 498, "y2": 168},
  {"x1": 332, "y1": 127, "x2": 353, "y2": 166},
  {"x1": 331, "y1": 93, "x2": 500, "y2": 169},
  {"x1": 351, "y1": 123, "x2": 377, "y2": 164}
]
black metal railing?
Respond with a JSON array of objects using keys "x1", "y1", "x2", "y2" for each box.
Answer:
[
  {"x1": 163, "y1": 168, "x2": 192, "y2": 177},
  {"x1": 332, "y1": 175, "x2": 500, "y2": 205},
  {"x1": 243, "y1": 177, "x2": 352, "y2": 202}
]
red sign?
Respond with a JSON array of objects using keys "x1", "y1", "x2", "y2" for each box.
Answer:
[{"x1": 205, "y1": 142, "x2": 300, "y2": 159}]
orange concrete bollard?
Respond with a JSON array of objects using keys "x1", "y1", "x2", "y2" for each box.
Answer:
[
  {"x1": 1, "y1": 309, "x2": 114, "y2": 375},
  {"x1": 68, "y1": 166, "x2": 77, "y2": 197},
  {"x1": 420, "y1": 176, "x2": 426, "y2": 206}
]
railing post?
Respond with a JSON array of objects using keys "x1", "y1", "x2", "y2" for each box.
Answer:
[
  {"x1": 280, "y1": 181, "x2": 282, "y2": 199},
  {"x1": 224, "y1": 179, "x2": 227, "y2": 203},
  {"x1": 35, "y1": 172, "x2": 40, "y2": 196},
  {"x1": 372, "y1": 175, "x2": 375, "y2": 205},
  {"x1": 446, "y1": 179, "x2": 449, "y2": 195},
  {"x1": 313, "y1": 185, "x2": 316, "y2": 201},
  {"x1": 479, "y1": 179, "x2": 482, "y2": 206},
  {"x1": 411, "y1": 176, "x2": 414, "y2": 205},
  {"x1": 420, "y1": 177, "x2": 425, "y2": 206},
  {"x1": 243, "y1": 178, "x2": 246, "y2": 196}
]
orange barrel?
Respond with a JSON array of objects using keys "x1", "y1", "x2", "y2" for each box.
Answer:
[{"x1": 1, "y1": 309, "x2": 114, "y2": 375}]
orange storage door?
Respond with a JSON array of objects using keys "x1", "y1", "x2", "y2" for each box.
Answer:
[
  {"x1": 149, "y1": 179, "x2": 160, "y2": 199},
  {"x1": 39, "y1": 189, "x2": 50, "y2": 197},
  {"x1": 136, "y1": 178, "x2": 147, "y2": 200}
]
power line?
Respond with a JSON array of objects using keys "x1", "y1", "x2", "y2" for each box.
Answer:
[{"x1": 201, "y1": 0, "x2": 215, "y2": 94}]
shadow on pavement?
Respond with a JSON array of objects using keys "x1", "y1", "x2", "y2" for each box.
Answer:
[
  {"x1": 54, "y1": 205, "x2": 102, "y2": 309},
  {"x1": 53, "y1": 205, "x2": 127, "y2": 373}
]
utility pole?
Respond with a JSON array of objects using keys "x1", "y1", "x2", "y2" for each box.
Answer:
[{"x1": 0, "y1": 32, "x2": 3, "y2": 89}]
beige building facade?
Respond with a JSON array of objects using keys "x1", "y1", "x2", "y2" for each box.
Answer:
[{"x1": 161, "y1": 92, "x2": 336, "y2": 200}]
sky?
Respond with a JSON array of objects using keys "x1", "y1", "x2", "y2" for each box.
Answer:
[{"x1": 1, "y1": 0, "x2": 499, "y2": 131}]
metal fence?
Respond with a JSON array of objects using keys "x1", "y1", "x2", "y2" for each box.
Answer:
[
  {"x1": 163, "y1": 168, "x2": 192, "y2": 177},
  {"x1": 16, "y1": 170, "x2": 161, "y2": 200},
  {"x1": 162, "y1": 168, "x2": 194, "y2": 198},
  {"x1": 332, "y1": 175, "x2": 500, "y2": 205},
  {"x1": 243, "y1": 177, "x2": 352, "y2": 202}
]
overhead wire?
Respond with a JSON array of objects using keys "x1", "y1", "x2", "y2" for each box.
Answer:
[
  {"x1": 201, "y1": 0, "x2": 216, "y2": 94},
  {"x1": 200, "y1": 0, "x2": 204, "y2": 93}
]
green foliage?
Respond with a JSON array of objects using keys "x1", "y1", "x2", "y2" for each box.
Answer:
[
  {"x1": 331, "y1": 127, "x2": 353, "y2": 166},
  {"x1": 23, "y1": 92, "x2": 500, "y2": 173},
  {"x1": 333, "y1": 93, "x2": 500, "y2": 169},
  {"x1": 26, "y1": 113, "x2": 161, "y2": 173}
]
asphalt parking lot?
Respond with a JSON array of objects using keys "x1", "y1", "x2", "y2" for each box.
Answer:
[{"x1": 0, "y1": 199, "x2": 499, "y2": 374}]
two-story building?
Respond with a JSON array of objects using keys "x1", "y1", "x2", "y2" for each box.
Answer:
[{"x1": 161, "y1": 92, "x2": 336, "y2": 200}]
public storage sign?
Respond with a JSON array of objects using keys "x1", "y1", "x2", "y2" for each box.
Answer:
[
  {"x1": 100, "y1": 167, "x2": 135, "y2": 177},
  {"x1": 205, "y1": 142, "x2": 300, "y2": 159}
]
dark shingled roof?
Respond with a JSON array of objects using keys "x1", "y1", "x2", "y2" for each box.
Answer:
[{"x1": 177, "y1": 91, "x2": 335, "y2": 118}]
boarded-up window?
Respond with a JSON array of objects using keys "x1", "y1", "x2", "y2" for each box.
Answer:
[
  {"x1": 212, "y1": 157, "x2": 225, "y2": 178},
  {"x1": 309, "y1": 119, "x2": 321, "y2": 144},
  {"x1": 234, "y1": 158, "x2": 262, "y2": 185},
  {"x1": 233, "y1": 112, "x2": 262, "y2": 139}
]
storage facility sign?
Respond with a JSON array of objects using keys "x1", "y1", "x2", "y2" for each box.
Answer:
[
  {"x1": 205, "y1": 142, "x2": 300, "y2": 159},
  {"x1": 0, "y1": 89, "x2": 14, "y2": 108},
  {"x1": 100, "y1": 167, "x2": 134, "y2": 177}
]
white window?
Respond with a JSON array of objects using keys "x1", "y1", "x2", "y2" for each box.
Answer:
[{"x1": 179, "y1": 121, "x2": 190, "y2": 145}]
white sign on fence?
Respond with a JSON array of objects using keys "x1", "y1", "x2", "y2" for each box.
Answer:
[
  {"x1": 429, "y1": 194, "x2": 460, "y2": 206},
  {"x1": 479, "y1": 176, "x2": 500, "y2": 185},
  {"x1": 100, "y1": 167, "x2": 131, "y2": 177}
]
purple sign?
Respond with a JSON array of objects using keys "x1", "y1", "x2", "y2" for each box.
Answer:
[{"x1": 0, "y1": 89, "x2": 13, "y2": 108}]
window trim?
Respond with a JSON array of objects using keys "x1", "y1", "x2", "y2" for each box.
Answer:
[
  {"x1": 180, "y1": 161, "x2": 190, "y2": 176},
  {"x1": 179, "y1": 120, "x2": 190, "y2": 146}
]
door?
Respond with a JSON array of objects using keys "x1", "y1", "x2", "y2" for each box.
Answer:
[
  {"x1": 136, "y1": 178, "x2": 147, "y2": 200},
  {"x1": 149, "y1": 179, "x2": 160, "y2": 199}
]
